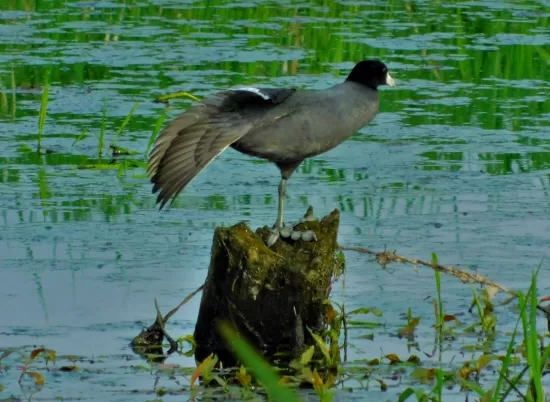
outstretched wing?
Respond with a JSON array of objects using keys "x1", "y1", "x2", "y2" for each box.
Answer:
[{"x1": 148, "y1": 87, "x2": 296, "y2": 209}]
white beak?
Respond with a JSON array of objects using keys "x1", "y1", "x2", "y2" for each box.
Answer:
[{"x1": 386, "y1": 72, "x2": 396, "y2": 87}]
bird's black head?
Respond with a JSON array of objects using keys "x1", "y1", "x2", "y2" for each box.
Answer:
[{"x1": 346, "y1": 60, "x2": 396, "y2": 90}]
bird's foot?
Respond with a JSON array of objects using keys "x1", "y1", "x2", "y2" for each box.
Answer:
[
  {"x1": 266, "y1": 206, "x2": 319, "y2": 247},
  {"x1": 266, "y1": 228, "x2": 282, "y2": 248}
]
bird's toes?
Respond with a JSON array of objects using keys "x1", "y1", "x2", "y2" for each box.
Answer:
[
  {"x1": 289, "y1": 229, "x2": 317, "y2": 242},
  {"x1": 300, "y1": 230, "x2": 317, "y2": 242},
  {"x1": 280, "y1": 226, "x2": 292, "y2": 238},
  {"x1": 267, "y1": 224, "x2": 317, "y2": 247},
  {"x1": 266, "y1": 229, "x2": 280, "y2": 247}
]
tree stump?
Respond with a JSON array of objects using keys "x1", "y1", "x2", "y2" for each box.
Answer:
[{"x1": 193, "y1": 207, "x2": 343, "y2": 365}]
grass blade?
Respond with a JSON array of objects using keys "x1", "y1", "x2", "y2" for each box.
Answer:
[
  {"x1": 145, "y1": 112, "x2": 166, "y2": 158},
  {"x1": 218, "y1": 321, "x2": 301, "y2": 402},
  {"x1": 155, "y1": 91, "x2": 201, "y2": 103},
  {"x1": 491, "y1": 325, "x2": 519, "y2": 401},
  {"x1": 98, "y1": 98, "x2": 108, "y2": 159},
  {"x1": 528, "y1": 271, "x2": 542, "y2": 400},
  {"x1": 38, "y1": 82, "x2": 50, "y2": 152},
  {"x1": 113, "y1": 101, "x2": 140, "y2": 142},
  {"x1": 457, "y1": 377, "x2": 486, "y2": 397},
  {"x1": 72, "y1": 129, "x2": 88, "y2": 147}
]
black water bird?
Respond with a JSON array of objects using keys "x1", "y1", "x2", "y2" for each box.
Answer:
[{"x1": 148, "y1": 60, "x2": 396, "y2": 246}]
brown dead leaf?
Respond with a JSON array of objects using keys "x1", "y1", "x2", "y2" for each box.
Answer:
[
  {"x1": 45, "y1": 349, "x2": 56, "y2": 365},
  {"x1": 377, "y1": 378, "x2": 388, "y2": 391},
  {"x1": 410, "y1": 367, "x2": 437, "y2": 383},
  {"x1": 26, "y1": 371, "x2": 45, "y2": 385},
  {"x1": 407, "y1": 355, "x2": 421, "y2": 364},
  {"x1": 236, "y1": 365, "x2": 251, "y2": 388},
  {"x1": 326, "y1": 306, "x2": 338, "y2": 323},
  {"x1": 385, "y1": 353, "x2": 402, "y2": 364},
  {"x1": 476, "y1": 354, "x2": 495, "y2": 371},
  {"x1": 191, "y1": 353, "x2": 214, "y2": 388},
  {"x1": 443, "y1": 314, "x2": 459, "y2": 323},
  {"x1": 30, "y1": 348, "x2": 45, "y2": 361},
  {"x1": 312, "y1": 370, "x2": 324, "y2": 393},
  {"x1": 459, "y1": 365, "x2": 473, "y2": 380}
]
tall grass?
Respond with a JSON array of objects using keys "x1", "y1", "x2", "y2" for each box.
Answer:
[
  {"x1": 145, "y1": 112, "x2": 166, "y2": 158},
  {"x1": 113, "y1": 101, "x2": 140, "y2": 143},
  {"x1": 519, "y1": 270, "x2": 543, "y2": 400},
  {"x1": 97, "y1": 98, "x2": 108, "y2": 159},
  {"x1": 1, "y1": 67, "x2": 17, "y2": 118},
  {"x1": 459, "y1": 265, "x2": 549, "y2": 401},
  {"x1": 37, "y1": 81, "x2": 50, "y2": 152}
]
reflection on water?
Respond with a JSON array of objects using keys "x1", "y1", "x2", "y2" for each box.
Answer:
[{"x1": 1, "y1": 0, "x2": 550, "y2": 399}]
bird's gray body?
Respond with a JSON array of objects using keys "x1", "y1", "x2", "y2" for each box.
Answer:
[
  {"x1": 231, "y1": 82, "x2": 379, "y2": 165},
  {"x1": 148, "y1": 78, "x2": 381, "y2": 209}
]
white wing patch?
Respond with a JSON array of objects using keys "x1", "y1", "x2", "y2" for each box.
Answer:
[{"x1": 232, "y1": 87, "x2": 271, "y2": 100}]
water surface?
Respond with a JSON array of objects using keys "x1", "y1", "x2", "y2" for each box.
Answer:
[{"x1": 1, "y1": 0, "x2": 550, "y2": 400}]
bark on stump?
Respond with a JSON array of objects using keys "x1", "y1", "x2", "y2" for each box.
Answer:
[{"x1": 193, "y1": 207, "x2": 342, "y2": 365}]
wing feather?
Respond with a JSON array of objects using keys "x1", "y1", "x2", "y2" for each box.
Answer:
[{"x1": 148, "y1": 87, "x2": 297, "y2": 209}]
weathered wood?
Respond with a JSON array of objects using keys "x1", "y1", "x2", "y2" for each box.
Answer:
[{"x1": 193, "y1": 207, "x2": 343, "y2": 365}]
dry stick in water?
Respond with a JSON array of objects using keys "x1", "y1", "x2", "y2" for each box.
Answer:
[
  {"x1": 339, "y1": 244, "x2": 516, "y2": 296},
  {"x1": 339, "y1": 244, "x2": 550, "y2": 324},
  {"x1": 136, "y1": 285, "x2": 205, "y2": 355},
  {"x1": 163, "y1": 284, "x2": 205, "y2": 323}
]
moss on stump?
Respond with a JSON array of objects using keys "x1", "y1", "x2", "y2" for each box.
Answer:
[{"x1": 193, "y1": 207, "x2": 343, "y2": 365}]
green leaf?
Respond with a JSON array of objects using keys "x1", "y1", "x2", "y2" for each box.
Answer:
[
  {"x1": 113, "y1": 102, "x2": 140, "y2": 141},
  {"x1": 409, "y1": 367, "x2": 437, "y2": 382},
  {"x1": 18, "y1": 144, "x2": 33, "y2": 154},
  {"x1": 482, "y1": 313, "x2": 496, "y2": 332},
  {"x1": 155, "y1": 91, "x2": 201, "y2": 103},
  {"x1": 347, "y1": 307, "x2": 383, "y2": 317},
  {"x1": 300, "y1": 345, "x2": 315, "y2": 365},
  {"x1": 457, "y1": 377, "x2": 486, "y2": 396},
  {"x1": 398, "y1": 387, "x2": 416, "y2": 402},
  {"x1": 476, "y1": 354, "x2": 495, "y2": 371},
  {"x1": 76, "y1": 163, "x2": 121, "y2": 170},
  {"x1": 346, "y1": 320, "x2": 382, "y2": 328},
  {"x1": 307, "y1": 328, "x2": 331, "y2": 364},
  {"x1": 72, "y1": 129, "x2": 88, "y2": 147},
  {"x1": 110, "y1": 144, "x2": 139, "y2": 156}
]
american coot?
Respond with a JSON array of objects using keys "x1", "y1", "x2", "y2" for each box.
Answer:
[{"x1": 148, "y1": 60, "x2": 396, "y2": 247}]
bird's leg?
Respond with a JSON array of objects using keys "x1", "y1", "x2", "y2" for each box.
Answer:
[
  {"x1": 266, "y1": 180, "x2": 319, "y2": 247},
  {"x1": 265, "y1": 162, "x2": 319, "y2": 247},
  {"x1": 266, "y1": 178, "x2": 287, "y2": 247},
  {"x1": 275, "y1": 178, "x2": 286, "y2": 230}
]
